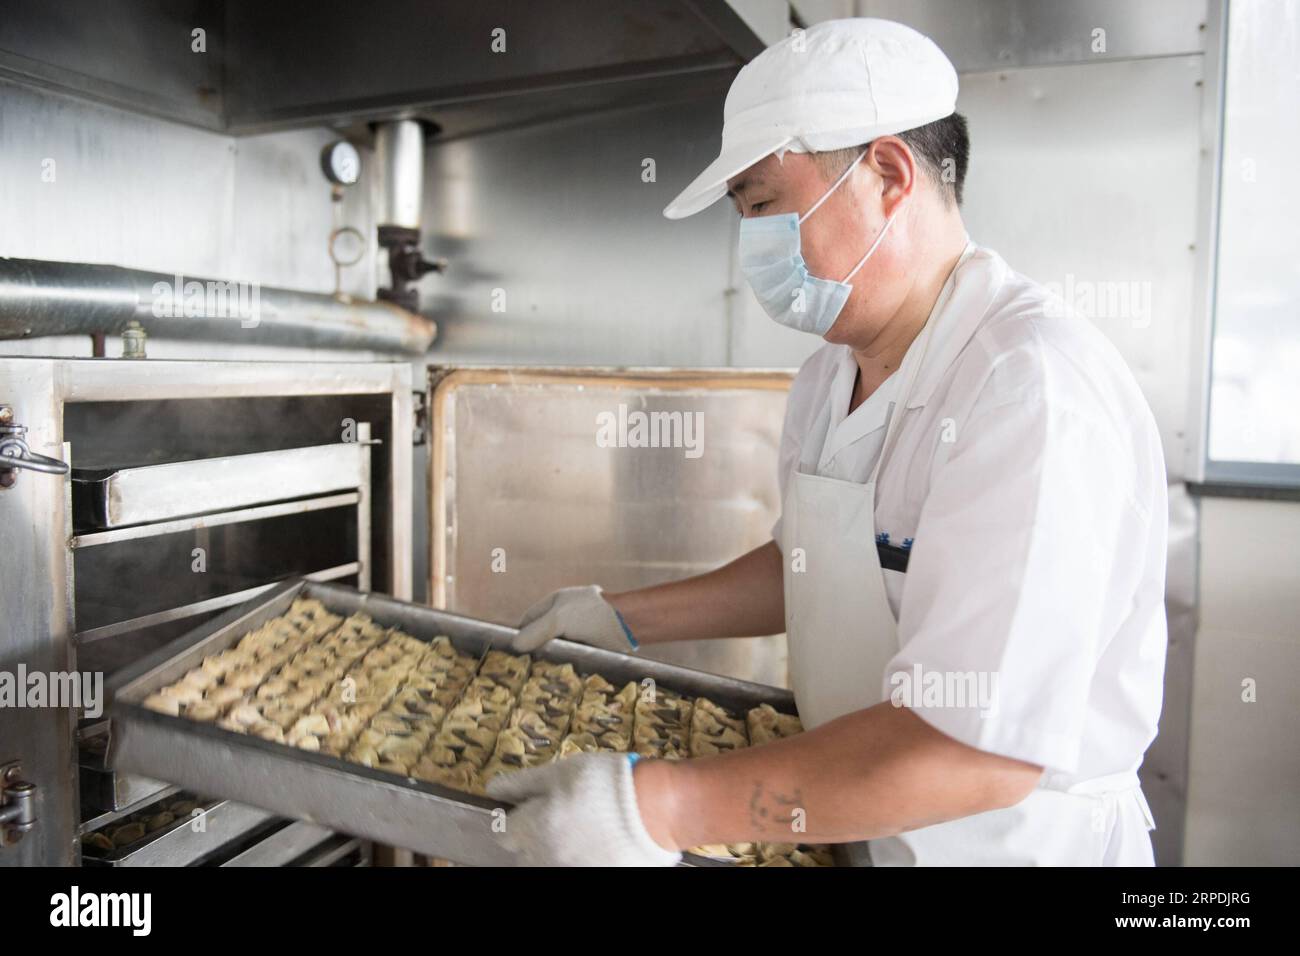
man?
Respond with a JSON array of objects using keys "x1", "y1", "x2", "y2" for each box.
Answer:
[{"x1": 487, "y1": 18, "x2": 1167, "y2": 867}]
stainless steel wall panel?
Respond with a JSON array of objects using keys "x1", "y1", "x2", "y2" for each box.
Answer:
[
  {"x1": 726, "y1": 0, "x2": 795, "y2": 46},
  {"x1": 959, "y1": 57, "x2": 1202, "y2": 472},
  {"x1": 1186, "y1": 496, "x2": 1300, "y2": 866},
  {"x1": 227, "y1": 130, "x2": 378, "y2": 302},
  {"x1": 856, "y1": 0, "x2": 1207, "y2": 70},
  {"x1": 1149, "y1": 481, "x2": 1200, "y2": 865},
  {"x1": 790, "y1": 0, "x2": 855, "y2": 25},
  {"x1": 0, "y1": 81, "x2": 235, "y2": 280},
  {"x1": 422, "y1": 100, "x2": 742, "y2": 367},
  {"x1": 0, "y1": 80, "x2": 378, "y2": 318},
  {"x1": 1182, "y1": 0, "x2": 1227, "y2": 486}
]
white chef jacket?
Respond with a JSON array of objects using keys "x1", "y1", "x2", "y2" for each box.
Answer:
[{"x1": 771, "y1": 243, "x2": 1168, "y2": 783}]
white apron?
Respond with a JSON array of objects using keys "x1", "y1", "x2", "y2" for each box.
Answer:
[{"x1": 779, "y1": 283, "x2": 1156, "y2": 867}]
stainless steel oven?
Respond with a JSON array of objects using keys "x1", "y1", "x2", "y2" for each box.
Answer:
[
  {"x1": 1, "y1": 356, "x2": 790, "y2": 866},
  {"x1": 1, "y1": 356, "x2": 413, "y2": 866}
]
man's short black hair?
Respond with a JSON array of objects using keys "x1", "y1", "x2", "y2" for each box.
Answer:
[{"x1": 813, "y1": 112, "x2": 970, "y2": 207}]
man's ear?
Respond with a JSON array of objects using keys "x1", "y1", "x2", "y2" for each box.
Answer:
[{"x1": 864, "y1": 137, "x2": 917, "y2": 212}]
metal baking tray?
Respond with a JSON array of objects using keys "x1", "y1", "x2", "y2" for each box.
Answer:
[
  {"x1": 72, "y1": 442, "x2": 365, "y2": 529},
  {"x1": 81, "y1": 799, "x2": 278, "y2": 867},
  {"x1": 219, "y1": 820, "x2": 338, "y2": 867},
  {"x1": 108, "y1": 580, "x2": 801, "y2": 867}
]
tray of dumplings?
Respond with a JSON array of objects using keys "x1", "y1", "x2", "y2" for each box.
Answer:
[{"x1": 108, "y1": 579, "x2": 838, "y2": 867}]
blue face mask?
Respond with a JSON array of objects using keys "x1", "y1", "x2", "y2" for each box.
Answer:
[{"x1": 738, "y1": 149, "x2": 898, "y2": 336}]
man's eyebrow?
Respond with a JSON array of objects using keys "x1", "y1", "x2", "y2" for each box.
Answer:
[{"x1": 726, "y1": 174, "x2": 763, "y2": 198}]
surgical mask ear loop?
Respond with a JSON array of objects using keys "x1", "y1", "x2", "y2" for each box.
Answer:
[
  {"x1": 797, "y1": 149, "x2": 868, "y2": 225},
  {"x1": 841, "y1": 209, "x2": 899, "y2": 283}
]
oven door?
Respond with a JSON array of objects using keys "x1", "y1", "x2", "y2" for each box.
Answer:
[
  {"x1": 427, "y1": 365, "x2": 793, "y2": 687},
  {"x1": 0, "y1": 356, "x2": 413, "y2": 866}
]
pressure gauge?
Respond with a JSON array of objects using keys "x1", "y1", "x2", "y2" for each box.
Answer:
[{"x1": 321, "y1": 140, "x2": 361, "y2": 186}]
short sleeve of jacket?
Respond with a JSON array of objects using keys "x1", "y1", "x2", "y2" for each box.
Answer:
[{"x1": 886, "y1": 333, "x2": 1137, "y2": 774}]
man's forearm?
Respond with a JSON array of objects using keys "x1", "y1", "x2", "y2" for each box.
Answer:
[
  {"x1": 634, "y1": 702, "x2": 1044, "y2": 849},
  {"x1": 604, "y1": 540, "x2": 785, "y2": 645}
]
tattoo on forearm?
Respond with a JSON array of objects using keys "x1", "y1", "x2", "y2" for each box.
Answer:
[{"x1": 747, "y1": 781, "x2": 806, "y2": 835}]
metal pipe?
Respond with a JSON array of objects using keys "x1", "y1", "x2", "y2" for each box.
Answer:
[
  {"x1": 375, "y1": 119, "x2": 424, "y2": 230},
  {"x1": 374, "y1": 119, "x2": 440, "y2": 311},
  {"x1": 0, "y1": 257, "x2": 436, "y2": 354}
]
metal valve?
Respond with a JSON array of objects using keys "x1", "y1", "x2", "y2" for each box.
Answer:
[
  {"x1": 0, "y1": 762, "x2": 38, "y2": 847},
  {"x1": 0, "y1": 404, "x2": 70, "y2": 488}
]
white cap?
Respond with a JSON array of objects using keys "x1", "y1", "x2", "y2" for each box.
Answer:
[{"x1": 663, "y1": 18, "x2": 959, "y2": 220}]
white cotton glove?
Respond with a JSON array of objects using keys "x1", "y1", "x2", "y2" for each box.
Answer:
[
  {"x1": 512, "y1": 585, "x2": 636, "y2": 654},
  {"x1": 486, "y1": 752, "x2": 680, "y2": 867}
]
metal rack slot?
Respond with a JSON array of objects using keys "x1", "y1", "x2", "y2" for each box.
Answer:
[
  {"x1": 300, "y1": 837, "x2": 369, "y2": 867},
  {"x1": 71, "y1": 492, "x2": 362, "y2": 549},
  {"x1": 219, "y1": 821, "x2": 337, "y2": 867},
  {"x1": 75, "y1": 563, "x2": 362, "y2": 644}
]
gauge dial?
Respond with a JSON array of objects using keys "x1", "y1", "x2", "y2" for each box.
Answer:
[{"x1": 321, "y1": 140, "x2": 361, "y2": 186}]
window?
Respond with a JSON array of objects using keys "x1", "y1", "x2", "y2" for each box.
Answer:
[{"x1": 1206, "y1": 0, "x2": 1300, "y2": 484}]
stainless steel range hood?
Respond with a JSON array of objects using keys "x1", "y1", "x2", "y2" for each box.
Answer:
[{"x1": 0, "y1": 0, "x2": 779, "y2": 138}]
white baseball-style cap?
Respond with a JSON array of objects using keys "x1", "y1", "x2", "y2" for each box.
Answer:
[{"x1": 663, "y1": 18, "x2": 959, "y2": 220}]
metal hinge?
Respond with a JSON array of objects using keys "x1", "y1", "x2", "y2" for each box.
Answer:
[
  {"x1": 0, "y1": 762, "x2": 38, "y2": 847},
  {"x1": 412, "y1": 390, "x2": 428, "y2": 446}
]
